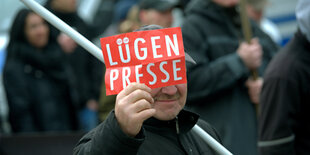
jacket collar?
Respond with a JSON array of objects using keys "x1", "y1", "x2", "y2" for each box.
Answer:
[{"x1": 144, "y1": 109, "x2": 199, "y2": 134}]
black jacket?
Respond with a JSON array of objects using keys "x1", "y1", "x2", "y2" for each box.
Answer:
[
  {"x1": 74, "y1": 110, "x2": 222, "y2": 155},
  {"x1": 3, "y1": 43, "x2": 78, "y2": 132},
  {"x1": 45, "y1": 3, "x2": 103, "y2": 107},
  {"x1": 259, "y1": 30, "x2": 310, "y2": 155},
  {"x1": 181, "y1": 0, "x2": 278, "y2": 154}
]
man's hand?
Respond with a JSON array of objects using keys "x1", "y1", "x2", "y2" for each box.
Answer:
[
  {"x1": 245, "y1": 77, "x2": 263, "y2": 104},
  {"x1": 115, "y1": 83, "x2": 156, "y2": 137},
  {"x1": 57, "y1": 33, "x2": 77, "y2": 53},
  {"x1": 237, "y1": 38, "x2": 263, "y2": 70}
]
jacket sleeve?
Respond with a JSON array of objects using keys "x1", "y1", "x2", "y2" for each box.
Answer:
[
  {"x1": 251, "y1": 22, "x2": 279, "y2": 75},
  {"x1": 182, "y1": 14, "x2": 278, "y2": 103},
  {"x1": 73, "y1": 111, "x2": 144, "y2": 155},
  {"x1": 2, "y1": 62, "x2": 35, "y2": 132},
  {"x1": 84, "y1": 52, "x2": 103, "y2": 101},
  {"x1": 258, "y1": 77, "x2": 298, "y2": 155},
  {"x1": 182, "y1": 15, "x2": 250, "y2": 102}
]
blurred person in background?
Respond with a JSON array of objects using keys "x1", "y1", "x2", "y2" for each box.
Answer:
[
  {"x1": 45, "y1": 0, "x2": 103, "y2": 131},
  {"x1": 98, "y1": 0, "x2": 180, "y2": 121},
  {"x1": 258, "y1": 0, "x2": 310, "y2": 154},
  {"x1": 0, "y1": 74, "x2": 10, "y2": 134},
  {"x1": 3, "y1": 9, "x2": 78, "y2": 132},
  {"x1": 138, "y1": 0, "x2": 178, "y2": 28},
  {"x1": 181, "y1": 0, "x2": 278, "y2": 154},
  {"x1": 246, "y1": 0, "x2": 282, "y2": 45},
  {"x1": 118, "y1": 5, "x2": 141, "y2": 34},
  {"x1": 0, "y1": 10, "x2": 11, "y2": 134},
  {"x1": 1, "y1": 47, "x2": 10, "y2": 133},
  {"x1": 98, "y1": 0, "x2": 138, "y2": 38}
]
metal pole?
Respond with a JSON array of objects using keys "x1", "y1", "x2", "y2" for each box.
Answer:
[
  {"x1": 20, "y1": 0, "x2": 105, "y2": 63},
  {"x1": 21, "y1": 0, "x2": 230, "y2": 154},
  {"x1": 239, "y1": 0, "x2": 258, "y2": 80},
  {"x1": 193, "y1": 125, "x2": 233, "y2": 155}
]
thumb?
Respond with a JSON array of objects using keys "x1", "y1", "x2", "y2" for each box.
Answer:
[{"x1": 251, "y1": 38, "x2": 259, "y2": 44}]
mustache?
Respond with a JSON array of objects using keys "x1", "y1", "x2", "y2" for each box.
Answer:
[{"x1": 153, "y1": 93, "x2": 180, "y2": 101}]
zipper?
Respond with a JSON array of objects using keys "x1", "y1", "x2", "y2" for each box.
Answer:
[
  {"x1": 175, "y1": 116, "x2": 180, "y2": 134},
  {"x1": 175, "y1": 116, "x2": 189, "y2": 154}
]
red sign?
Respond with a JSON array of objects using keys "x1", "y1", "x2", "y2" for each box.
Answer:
[{"x1": 100, "y1": 27, "x2": 187, "y2": 95}]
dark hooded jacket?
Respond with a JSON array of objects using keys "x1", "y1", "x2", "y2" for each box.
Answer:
[
  {"x1": 181, "y1": 0, "x2": 278, "y2": 154},
  {"x1": 3, "y1": 43, "x2": 78, "y2": 132},
  {"x1": 74, "y1": 110, "x2": 222, "y2": 155},
  {"x1": 3, "y1": 9, "x2": 78, "y2": 132}
]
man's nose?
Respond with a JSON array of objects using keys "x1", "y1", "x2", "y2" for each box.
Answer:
[{"x1": 161, "y1": 85, "x2": 177, "y2": 95}]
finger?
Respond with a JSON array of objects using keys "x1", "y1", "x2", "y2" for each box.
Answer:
[
  {"x1": 257, "y1": 48, "x2": 263, "y2": 57},
  {"x1": 245, "y1": 78, "x2": 253, "y2": 87},
  {"x1": 245, "y1": 79, "x2": 250, "y2": 87},
  {"x1": 251, "y1": 38, "x2": 259, "y2": 44},
  {"x1": 251, "y1": 43, "x2": 261, "y2": 51},
  {"x1": 250, "y1": 43, "x2": 262, "y2": 54},
  {"x1": 135, "y1": 108, "x2": 156, "y2": 122},
  {"x1": 126, "y1": 89, "x2": 154, "y2": 105},
  {"x1": 116, "y1": 88, "x2": 154, "y2": 112},
  {"x1": 255, "y1": 58, "x2": 262, "y2": 67},
  {"x1": 118, "y1": 83, "x2": 151, "y2": 99},
  {"x1": 130, "y1": 99, "x2": 153, "y2": 113}
]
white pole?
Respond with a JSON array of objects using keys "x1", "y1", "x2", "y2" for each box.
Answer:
[
  {"x1": 20, "y1": 0, "x2": 104, "y2": 63},
  {"x1": 21, "y1": 0, "x2": 231, "y2": 154},
  {"x1": 193, "y1": 125, "x2": 233, "y2": 155}
]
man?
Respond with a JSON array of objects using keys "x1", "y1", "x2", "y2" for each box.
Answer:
[
  {"x1": 138, "y1": 0, "x2": 178, "y2": 28},
  {"x1": 45, "y1": 0, "x2": 103, "y2": 131},
  {"x1": 98, "y1": 0, "x2": 180, "y2": 121},
  {"x1": 74, "y1": 25, "x2": 222, "y2": 155},
  {"x1": 258, "y1": 1, "x2": 310, "y2": 154},
  {"x1": 181, "y1": 0, "x2": 278, "y2": 154}
]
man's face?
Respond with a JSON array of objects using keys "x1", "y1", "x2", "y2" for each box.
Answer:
[
  {"x1": 52, "y1": 0, "x2": 77, "y2": 13},
  {"x1": 246, "y1": 5, "x2": 263, "y2": 22},
  {"x1": 150, "y1": 83, "x2": 187, "y2": 120},
  {"x1": 213, "y1": 0, "x2": 239, "y2": 7},
  {"x1": 140, "y1": 9, "x2": 173, "y2": 28}
]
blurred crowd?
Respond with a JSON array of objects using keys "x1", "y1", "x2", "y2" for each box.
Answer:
[{"x1": 1, "y1": 0, "x2": 309, "y2": 154}]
